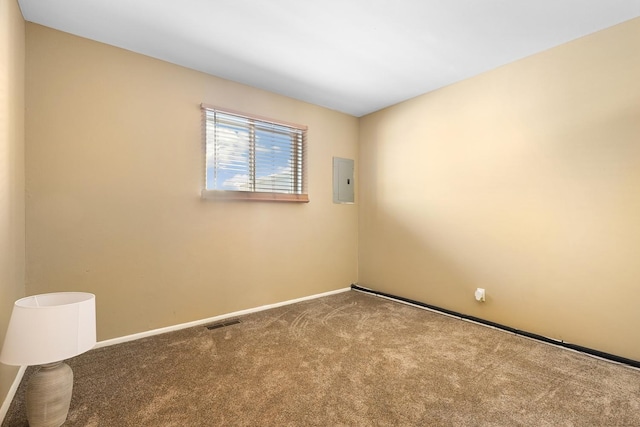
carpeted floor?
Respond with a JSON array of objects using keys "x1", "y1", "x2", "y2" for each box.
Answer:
[{"x1": 3, "y1": 290, "x2": 640, "y2": 426}]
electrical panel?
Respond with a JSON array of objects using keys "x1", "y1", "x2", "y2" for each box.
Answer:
[{"x1": 333, "y1": 157, "x2": 354, "y2": 204}]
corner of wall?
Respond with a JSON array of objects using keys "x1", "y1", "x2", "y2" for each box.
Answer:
[{"x1": 0, "y1": 0, "x2": 27, "y2": 416}]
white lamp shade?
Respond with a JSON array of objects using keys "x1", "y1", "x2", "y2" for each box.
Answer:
[{"x1": 0, "y1": 292, "x2": 96, "y2": 366}]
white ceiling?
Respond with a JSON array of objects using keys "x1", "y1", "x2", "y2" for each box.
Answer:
[{"x1": 18, "y1": 0, "x2": 640, "y2": 117}]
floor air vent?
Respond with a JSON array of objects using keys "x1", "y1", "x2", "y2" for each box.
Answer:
[{"x1": 205, "y1": 319, "x2": 241, "y2": 330}]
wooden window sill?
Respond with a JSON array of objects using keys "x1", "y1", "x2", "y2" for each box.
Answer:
[{"x1": 201, "y1": 190, "x2": 309, "y2": 203}]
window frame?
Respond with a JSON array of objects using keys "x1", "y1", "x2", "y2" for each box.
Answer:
[{"x1": 201, "y1": 104, "x2": 309, "y2": 203}]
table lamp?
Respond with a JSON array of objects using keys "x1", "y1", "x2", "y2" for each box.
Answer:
[{"x1": 1, "y1": 292, "x2": 96, "y2": 427}]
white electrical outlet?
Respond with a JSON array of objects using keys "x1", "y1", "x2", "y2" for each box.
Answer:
[{"x1": 474, "y1": 288, "x2": 486, "y2": 302}]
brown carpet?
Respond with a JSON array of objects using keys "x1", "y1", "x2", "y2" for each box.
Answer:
[{"x1": 3, "y1": 290, "x2": 640, "y2": 426}]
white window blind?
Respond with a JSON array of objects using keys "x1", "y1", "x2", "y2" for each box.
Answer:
[{"x1": 201, "y1": 104, "x2": 308, "y2": 202}]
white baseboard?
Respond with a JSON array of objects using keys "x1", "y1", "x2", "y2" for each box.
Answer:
[
  {"x1": 0, "y1": 365, "x2": 27, "y2": 424},
  {"x1": 95, "y1": 287, "x2": 351, "y2": 349}
]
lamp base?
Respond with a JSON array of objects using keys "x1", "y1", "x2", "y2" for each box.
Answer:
[{"x1": 26, "y1": 362, "x2": 73, "y2": 427}]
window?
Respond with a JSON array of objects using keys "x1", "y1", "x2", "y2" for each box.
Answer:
[{"x1": 201, "y1": 104, "x2": 308, "y2": 202}]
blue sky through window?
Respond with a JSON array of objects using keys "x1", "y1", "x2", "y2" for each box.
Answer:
[{"x1": 205, "y1": 115, "x2": 300, "y2": 193}]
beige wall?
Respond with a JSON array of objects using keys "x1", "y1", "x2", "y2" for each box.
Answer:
[
  {"x1": 25, "y1": 24, "x2": 358, "y2": 341},
  {"x1": 359, "y1": 17, "x2": 640, "y2": 361},
  {"x1": 0, "y1": 0, "x2": 25, "y2": 407}
]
